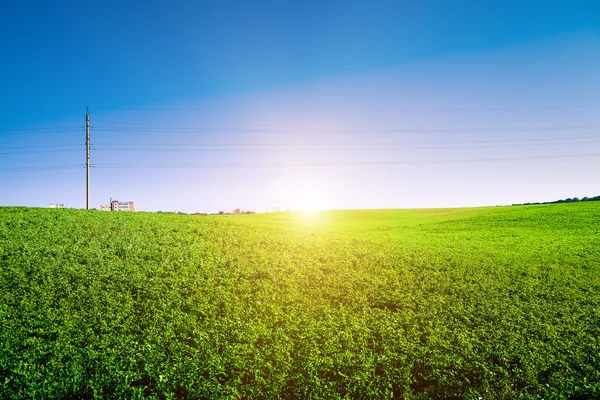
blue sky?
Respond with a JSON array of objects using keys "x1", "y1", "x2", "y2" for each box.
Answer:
[{"x1": 1, "y1": 0, "x2": 599, "y2": 212}]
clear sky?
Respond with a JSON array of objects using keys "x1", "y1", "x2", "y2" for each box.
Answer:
[{"x1": 1, "y1": 0, "x2": 599, "y2": 213}]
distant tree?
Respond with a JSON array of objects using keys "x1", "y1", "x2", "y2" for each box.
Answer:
[
  {"x1": 234, "y1": 208, "x2": 241, "y2": 214},
  {"x1": 513, "y1": 195, "x2": 600, "y2": 206},
  {"x1": 219, "y1": 211, "x2": 224, "y2": 215}
]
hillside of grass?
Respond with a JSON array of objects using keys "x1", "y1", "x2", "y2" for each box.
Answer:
[{"x1": 1, "y1": 203, "x2": 599, "y2": 399}]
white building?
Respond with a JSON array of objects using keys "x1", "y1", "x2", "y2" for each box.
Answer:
[
  {"x1": 111, "y1": 200, "x2": 135, "y2": 212},
  {"x1": 49, "y1": 204, "x2": 65, "y2": 208},
  {"x1": 101, "y1": 199, "x2": 135, "y2": 212}
]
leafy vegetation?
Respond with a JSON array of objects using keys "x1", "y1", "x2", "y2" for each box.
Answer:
[
  {"x1": 512, "y1": 194, "x2": 600, "y2": 206},
  {"x1": 1, "y1": 203, "x2": 599, "y2": 398}
]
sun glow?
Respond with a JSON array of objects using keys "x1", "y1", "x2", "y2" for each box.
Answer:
[{"x1": 271, "y1": 178, "x2": 328, "y2": 212}]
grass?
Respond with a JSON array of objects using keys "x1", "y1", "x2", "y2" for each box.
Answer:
[{"x1": 0, "y1": 203, "x2": 599, "y2": 398}]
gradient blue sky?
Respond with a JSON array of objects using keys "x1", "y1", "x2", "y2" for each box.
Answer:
[{"x1": 1, "y1": 0, "x2": 599, "y2": 212}]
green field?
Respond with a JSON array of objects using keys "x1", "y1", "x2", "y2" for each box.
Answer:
[{"x1": 1, "y1": 203, "x2": 599, "y2": 399}]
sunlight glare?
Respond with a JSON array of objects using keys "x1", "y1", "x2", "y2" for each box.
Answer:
[{"x1": 271, "y1": 178, "x2": 328, "y2": 212}]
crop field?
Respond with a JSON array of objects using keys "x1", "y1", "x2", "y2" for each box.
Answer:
[{"x1": 0, "y1": 203, "x2": 599, "y2": 399}]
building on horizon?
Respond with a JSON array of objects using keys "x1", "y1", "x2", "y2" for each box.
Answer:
[
  {"x1": 49, "y1": 203, "x2": 65, "y2": 208},
  {"x1": 111, "y1": 200, "x2": 135, "y2": 212},
  {"x1": 100, "y1": 199, "x2": 135, "y2": 212}
]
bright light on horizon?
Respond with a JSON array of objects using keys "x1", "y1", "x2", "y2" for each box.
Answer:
[{"x1": 270, "y1": 177, "x2": 330, "y2": 212}]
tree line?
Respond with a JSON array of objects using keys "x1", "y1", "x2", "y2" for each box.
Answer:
[{"x1": 512, "y1": 195, "x2": 600, "y2": 206}]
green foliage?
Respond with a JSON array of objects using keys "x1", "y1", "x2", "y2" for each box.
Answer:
[{"x1": 0, "y1": 204, "x2": 599, "y2": 398}]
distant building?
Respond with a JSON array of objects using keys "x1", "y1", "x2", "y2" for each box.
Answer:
[
  {"x1": 112, "y1": 199, "x2": 135, "y2": 212},
  {"x1": 49, "y1": 204, "x2": 65, "y2": 208},
  {"x1": 100, "y1": 199, "x2": 135, "y2": 212}
]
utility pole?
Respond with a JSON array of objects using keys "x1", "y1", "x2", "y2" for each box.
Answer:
[{"x1": 86, "y1": 107, "x2": 90, "y2": 210}]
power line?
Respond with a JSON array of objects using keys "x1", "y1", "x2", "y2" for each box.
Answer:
[
  {"x1": 4, "y1": 138, "x2": 597, "y2": 156},
  {"x1": 0, "y1": 127, "x2": 83, "y2": 135},
  {"x1": 97, "y1": 104, "x2": 600, "y2": 113},
  {"x1": 4, "y1": 135, "x2": 598, "y2": 153},
  {"x1": 4, "y1": 135, "x2": 596, "y2": 156},
  {"x1": 91, "y1": 152, "x2": 600, "y2": 169},
  {"x1": 0, "y1": 149, "x2": 83, "y2": 155},
  {"x1": 92, "y1": 135, "x2": 600, "y2": 147},
  {"x1": 0, "y1": 165, "x2": 84, "y2": 173},
  {"x1": 91, "y1": 124, "x2": 600, "y2": 135},
  {"x1": 1, "y1": 117, "x2": 599, "y2": 175},
  {"x1": 2, "y1": 123, "x2": 598, "y2": 138},
  {"x1": 88, "y1": 139, "x2": 600, "y2": 153},
  {"x1": 0, "y1": 144, "x2": 84, "y2": 150},
  {"x1": 27, "y1": 107, "x2": 83, "y2": 112}
]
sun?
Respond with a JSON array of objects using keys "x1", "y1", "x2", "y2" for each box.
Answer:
[
  {"x1": 271, "y1": 178, "x2": 328, "y2": 212},
  {"x1": 294, "y1": 193, "x2": 324, "y2": 212}
]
